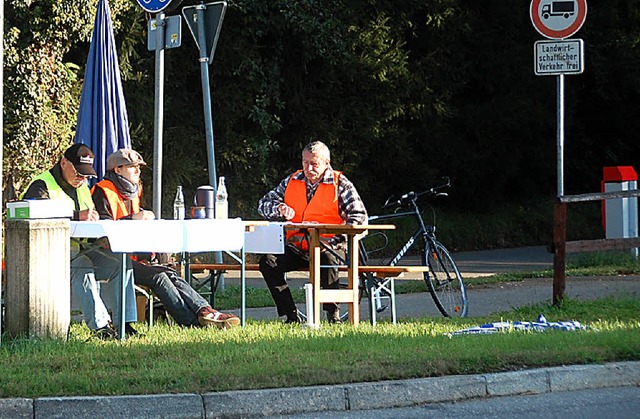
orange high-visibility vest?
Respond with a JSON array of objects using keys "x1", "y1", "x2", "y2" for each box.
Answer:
[
  {"x1": 92, "y1": 179, "x2": 140, "y2": 220},
  {"x1": 284, "y1": 170, "x2": 343, "y2": 250}
]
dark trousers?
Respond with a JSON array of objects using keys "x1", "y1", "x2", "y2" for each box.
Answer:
[{"x1": 259, "y1": 245, "x2": 346, "y2": 317}]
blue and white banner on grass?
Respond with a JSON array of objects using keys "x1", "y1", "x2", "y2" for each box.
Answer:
[{"x1": 448, "y1": 314, "x2": 587, "y2": 337}]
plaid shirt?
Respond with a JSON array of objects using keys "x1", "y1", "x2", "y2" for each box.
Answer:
[{"x1": 258, "y1": 166, "x2": 368, "y2": 246}]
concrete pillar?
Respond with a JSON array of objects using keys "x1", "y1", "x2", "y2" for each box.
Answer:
[{"x1": 5, "y1": 219, "x2": 70, "y2": 340}]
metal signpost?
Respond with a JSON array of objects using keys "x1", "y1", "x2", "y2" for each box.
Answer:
[
  {"x1": 182, "y1": 1, "x2": 228, "y2": 289},
  {"x1": 182, "y1": 1, "x2": 227, "y2": 190},
  {"x1": 530, "y1": 0, "x2": 587, "y2": 197},
  {"x1": 136, "y1": 0, "x2": 183, "y2": 217},
  {"x1": 147, "y1": 15, "x2": 182, "y2": 50},
  {"x1": 531, "y1": 0, "x2": 587, "y2": 304}
]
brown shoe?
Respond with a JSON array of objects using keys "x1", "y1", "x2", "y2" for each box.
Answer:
[
  {"x1": 93, "y1": 322, "x2": 118, "y2": 340},
  {"x1": 198, "y1": 310, "x2": 240, "y2": 329}
]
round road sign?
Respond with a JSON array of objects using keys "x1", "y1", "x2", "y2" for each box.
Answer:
[
  {"x1": 136, "y1": 0, "x2": 181, "y2": 13},
  {"x1": 530, "y1": 0, "x2": 587, "y2": 39}
]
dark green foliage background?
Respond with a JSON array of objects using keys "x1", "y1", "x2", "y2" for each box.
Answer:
[{"x1": 4, "y1": 1, "x2": 639, "y2": 240}]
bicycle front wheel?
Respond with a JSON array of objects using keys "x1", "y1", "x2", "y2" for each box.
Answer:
[{"x1": 424, "y1": 241, "x2": 468, "y2": 317}]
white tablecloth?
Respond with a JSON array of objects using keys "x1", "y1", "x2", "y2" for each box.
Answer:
[{"x1": 70, "y1": 218, "x2": 245, "y2": 253}]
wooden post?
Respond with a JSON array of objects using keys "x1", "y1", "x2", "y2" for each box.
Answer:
[
  {"x1": 553, "y1": 201, "x2": 567, "y2": 306},
  {"x1": 5, "y1": 219, "x2": 70, "y2": 340}
]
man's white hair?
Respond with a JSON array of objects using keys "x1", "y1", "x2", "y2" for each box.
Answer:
[{"x1": 303, "y1": 141, "x2": 330, "y2": 162}]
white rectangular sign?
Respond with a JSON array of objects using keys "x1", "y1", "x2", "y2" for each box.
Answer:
[{"x1": 534, "y1": 39, "x2": 584, "y2": 76}]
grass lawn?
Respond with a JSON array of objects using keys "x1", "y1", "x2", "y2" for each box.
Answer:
[{"x1": 1, "y1": 296, "x2": 638, "y2": 399}]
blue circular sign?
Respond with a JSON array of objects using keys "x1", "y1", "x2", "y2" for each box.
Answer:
[{"x1": 136, "y1": 0, "x2": 178, "y2": 13}]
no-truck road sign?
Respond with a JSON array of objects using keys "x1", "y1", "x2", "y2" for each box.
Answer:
[{"x1": 530, "y1": 0, "x2": 587, "y2": 39}]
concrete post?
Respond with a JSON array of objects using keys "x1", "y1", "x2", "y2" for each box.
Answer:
[{"x1": 5, "y1": 219, "x2": 70, "y2": 340}]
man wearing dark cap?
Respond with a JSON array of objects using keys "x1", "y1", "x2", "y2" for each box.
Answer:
[
  {"x1": 23, "y1": 144, "x2": 99, "y2": 221},
  {"x1": 23, "y1": 143, "x2": 138, "y2": 339}
]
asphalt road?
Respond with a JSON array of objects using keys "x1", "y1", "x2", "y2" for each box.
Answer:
[
  {"x1": 223, "y1": 246, "x2": 640, "y2": 322},
  {"x1": 272, "y1": 386, "x2": 640, "y2": 419}
]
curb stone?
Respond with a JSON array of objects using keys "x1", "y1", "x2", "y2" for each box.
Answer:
[
  {"x1": 0, "y1": 398, "x2": 31, "y2": 419},
  {"x1": 484, "y1": 368, "x2": 550, "y2": 396},
  {"x1": 549, "y1": 362, "x2": 640, "y2": 392},
  {"x1": 34, "y1": 394, "x2": 203, "y2": 419},
  {"x1": 203, "y1": 386, "x2": 346, "y2": 417},
  {"x1": 1, "y1": 361, "x2": 638, "y2": 418},
  {"x1": 345, "y1": 374, "x2": 486, "y2": 411}
]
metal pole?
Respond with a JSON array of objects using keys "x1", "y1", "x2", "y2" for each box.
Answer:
[
  {"x1": 195, "y1": 3, "x2": 218, "y2": 188},
  {"x1": 153, "y1": 13, "x2": 166, "y2": 218},
  {"x1": 195, "y1": 3, "x2": 224, "y2": 289},
  {"x1": 119, "y1": 254, "x2": 127, "y2": 340},
  {"x1": 557, "y1": 74, "x2": 565, "y2": 198}
]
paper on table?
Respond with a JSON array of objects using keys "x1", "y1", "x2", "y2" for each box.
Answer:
[{"x1": 245, "y1": 222, "x2": 285, "y2": 254}]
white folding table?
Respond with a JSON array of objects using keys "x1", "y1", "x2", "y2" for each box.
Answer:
[{"x1": 70, "y1": 219, "x2": 246, "y2": 338}]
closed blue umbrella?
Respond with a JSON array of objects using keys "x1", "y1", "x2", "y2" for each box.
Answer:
[
  {"x1": 74, "y1": 0, "x2": 134, "y2": 340},
  {"x1": 75, "y1": 0, "x2": 131, "y2": 181}
]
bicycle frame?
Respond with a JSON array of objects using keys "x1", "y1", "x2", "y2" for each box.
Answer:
[
  {"x1": 367, "y1": 208, "x2": 433, "y2": 266},
  {"x1": 363, "y1": 177, "x2": 468, "y2": 319}
]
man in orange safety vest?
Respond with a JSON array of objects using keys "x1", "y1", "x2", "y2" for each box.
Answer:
[{"x1": 257, "y1": 141, "x2": 368, "y2": 324}]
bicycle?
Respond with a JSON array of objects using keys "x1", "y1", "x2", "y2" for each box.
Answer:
[{"x1": 360, "y1": 177, "x2": 468, "y2": 320}]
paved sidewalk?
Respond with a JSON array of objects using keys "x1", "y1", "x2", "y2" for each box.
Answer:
[{"x1": 2, "y1": 361, "x2": 638, "y2": 418}]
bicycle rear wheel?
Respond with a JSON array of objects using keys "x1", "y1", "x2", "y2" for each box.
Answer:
[{"x1": 424, "y1": 241, "x2": 468, "y2": 317}]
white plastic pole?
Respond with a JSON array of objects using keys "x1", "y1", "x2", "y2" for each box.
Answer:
[{"x1": 304, "y1": 283, "x2": 314, "y2": 326}]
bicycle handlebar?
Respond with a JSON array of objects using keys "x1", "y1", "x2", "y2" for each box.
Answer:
[{"x1": 381, "y1": 177, "x2": 451, "y2": 210}]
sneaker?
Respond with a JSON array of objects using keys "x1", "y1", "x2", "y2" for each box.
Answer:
[
  {"x1": 284, "y1": 310, "x2": 302, "y2": 324},
  {"x1": 198, "y1": 310, "x2": 240, "y2": 329},
  {"x1": 93, "y1": 322, "x2": 118, "y2": 340},
  {"x1": 125, "y1": 322, "x2": 140, "y2": 337},
  {"x1": 327, "y1": 307, "x2": 342, "y2": 324}
]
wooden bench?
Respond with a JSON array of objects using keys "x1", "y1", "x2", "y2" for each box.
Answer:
[
  {"x1": 185, "y1": 262, "x2": 430, "y2": 325},
  {"x1": 188, "y1": 263, "x2": 428, "y2": 276},
  {"x1": 189, "y1": 263, "x2": 261, "y2": 272}
]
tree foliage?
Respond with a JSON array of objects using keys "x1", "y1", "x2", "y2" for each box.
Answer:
[
  {"x1": 3, "y1": 0, "x2": 135, "y2": 199},
  {"x1": 4, "y1": 0, "x2": 640, "y2": 221}
]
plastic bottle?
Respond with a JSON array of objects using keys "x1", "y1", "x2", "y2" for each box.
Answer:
[
  {"x1": 173, "y1": 185, "x2": 185, "y2": 220},
  {"x1": 215, "y1": 176, "x2": 228, "y2": 219}
]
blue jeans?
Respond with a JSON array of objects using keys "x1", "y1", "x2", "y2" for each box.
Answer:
[
  {"x1": 71, "y1": 244, "x2": 137, "y2": 330},
  {"x1": 132, "y1": 261, "x2": 209, "y2": 327}
]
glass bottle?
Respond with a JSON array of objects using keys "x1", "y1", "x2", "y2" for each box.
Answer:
[
  {"x1": 215, "y1": 177, "x2": 228, "y2": 219},
  {"x1": 173, "y1": 185, "x2": 185, "y2": 220}
]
